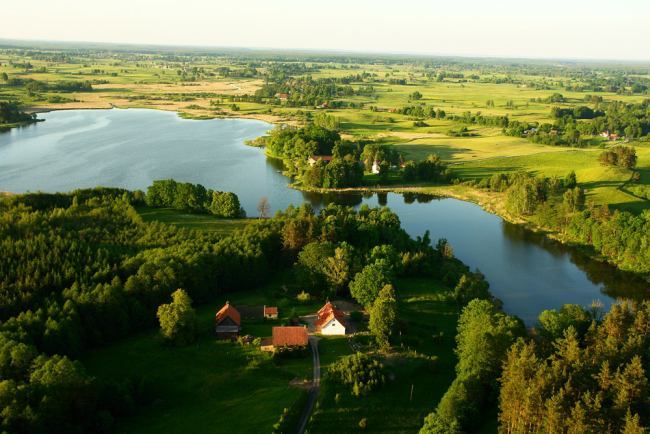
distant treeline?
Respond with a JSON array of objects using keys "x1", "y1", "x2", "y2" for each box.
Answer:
[{"x1": 0, "y1": 101, "x2": 36, "y2": 125}]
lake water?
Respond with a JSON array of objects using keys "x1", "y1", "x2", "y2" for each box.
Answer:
[{"x1": 1, "y1": 108, "x2": 646, "y2": 323}]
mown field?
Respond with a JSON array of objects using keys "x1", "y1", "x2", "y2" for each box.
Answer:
[
  {"x1": 136, "y1": 206, "x2": 255, "y2": 234},
  {"x1": 2, "y1": 49, "x2": 648, "y2": 214}
]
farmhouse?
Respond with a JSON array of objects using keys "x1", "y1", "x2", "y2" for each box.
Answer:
[
  {"x1": 308, "y1": 155, "x2": 333, "y2": 166},
  {"x1": 261, "y1": 326, "x2": 309, "y2": 352},
  {"x1": 263, "y1": 305, "x2": 278, "y2": 319},
  {"x1": 214, "y1": 301, "x2": 241, "y2": 339},
  {"x1": 315, "y1": 301, "x2": 346, "y2": 335},
  {"x1": 371, "y1": 160, "x2": 380, "y2": 174}
]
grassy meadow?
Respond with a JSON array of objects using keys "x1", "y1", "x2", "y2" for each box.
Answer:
[
  {"x1": 2, "y1": 48, "x2": 648, "y2": 214},
  {"x1": 136, "y1": 206, "x2": 255, "y2": 234}
]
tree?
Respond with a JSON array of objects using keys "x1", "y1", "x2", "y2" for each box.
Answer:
[
  {"x1": 453, "y1": 273, "x2": 490, "y2": 306},
  {"x1": 349, "y1": 263, "x2": 391, "y2": 307},
  {"x1": 257, "y1": 197, "x2": 270, "y2": 218},
  {"x1": 563, "y1": 187, "x2": 585, "y2": 213},
  {"x1": 599, "y1": 146, "x2": 637, "y2": 169},
  {"x1": 369, "y1": 284, "x2": 397, "y2": 350},
  {"x1": 324, "y1": 243, "x2": 354, "y2": 294},
  {"x1": 296, "y1": 241, "x2": 335, "y2": 290},
  {"x1": 506, "y1": 173, "x2": 542, "y2": 215},
  {"x1": 1, "y1": 72, "x2": 8, "y2": 82},
  {"x1": 156, "y1": 289, "x2": 198, "y2": 345},
  {"x1": 209, "y1": 191, "x2": 243, "y2": 218}
]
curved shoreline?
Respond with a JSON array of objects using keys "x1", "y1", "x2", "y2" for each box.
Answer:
[
  {"x1": 13, "y1": 106, "x2": 650, "y2": 282},
  {"x1": 289, "y1": 182, "x2": 650, "y2": 282}
]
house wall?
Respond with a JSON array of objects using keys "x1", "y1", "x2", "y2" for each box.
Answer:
[{"x1": 320, "y1": 318, "x2": 346, "y2": 335}]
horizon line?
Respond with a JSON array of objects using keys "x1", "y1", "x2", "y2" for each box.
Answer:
[{"x1": 1, "y1": 37, "x2": 650, "y2": 65}]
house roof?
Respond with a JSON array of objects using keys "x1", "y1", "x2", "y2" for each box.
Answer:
[
  {"x1": 315, "y1": 302, "x2": 346, "y2": 330},
  {"x1": 318, "y1": 301, "x2": 335, "y2": 316},
  {"x1": 264, "y1": 306, "x2": 278, "y2": 315},
  {"x1": 272, "y1": 326, "x2": 308, "y2": 347},
  {"x1": 215, "y1": 302, "x2": 241, "y2": 326}
]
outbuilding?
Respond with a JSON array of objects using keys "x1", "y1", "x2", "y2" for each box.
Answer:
[
  {"x1": 214, "y1": 301, "x2": 241, "y2": 339},
  {"x1": 263, "y1": 305, "x2": 278, "y2": 319},
  {"x1": 261, "y1": 326, "x2": 309, "y2": 352}
]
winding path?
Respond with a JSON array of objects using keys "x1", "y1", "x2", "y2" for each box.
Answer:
[{"x1": 296, "y1": 336, "x2": 320, "y2": 434}]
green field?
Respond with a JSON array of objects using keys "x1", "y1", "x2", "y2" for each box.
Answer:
[
  {"x1": 136, "y1": 206, "x2": 255, "y2": 234},
  {"x1": 2, "y1": 48, "x2": 648, "y2": 214},
  {"x1": 83, "y1": 278, "x2": 323, "y2": 434}
]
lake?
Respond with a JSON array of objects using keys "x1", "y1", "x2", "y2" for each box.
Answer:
[{"x1": 0, "y1": 108, "x2": 646, "y2": 323}]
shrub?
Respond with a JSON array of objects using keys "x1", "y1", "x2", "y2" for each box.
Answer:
[{"x1": 328, "y1": 353, "x2": 385, "y2": 396}]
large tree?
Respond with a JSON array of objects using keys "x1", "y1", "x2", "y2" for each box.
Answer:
[
  {"x1": 369, "y1": 284, "x2": 397, "y2": 350},
  {"x1": 156, "y1": 289, "x2": 198, "y2": 346},
  {"x1": 349, "y1": 263, "x2": 391, "y2": 307}
]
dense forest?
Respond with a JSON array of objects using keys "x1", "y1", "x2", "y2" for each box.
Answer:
[{"x1": 0, "y1": 185, "x2": 471, "y2": 433}]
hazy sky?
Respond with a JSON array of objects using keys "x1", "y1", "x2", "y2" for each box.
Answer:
[{"x1": 3, "y1": 0, "x2": 650, "y2": 60}]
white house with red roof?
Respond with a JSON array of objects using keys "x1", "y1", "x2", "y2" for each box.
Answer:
[{"x1": 315, "y1": 301, "x2": 346, "y2": 335}]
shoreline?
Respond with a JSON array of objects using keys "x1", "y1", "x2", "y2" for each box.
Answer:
[
  {"x1": 289, "y1": 182, "x2": 650, "y2": 281},
  {"x1": 11, "y1": 106, "x2": 648, "y2": 282},
  {"x1": 24, "y1": 102, "x2": 292, "y2": 127}
]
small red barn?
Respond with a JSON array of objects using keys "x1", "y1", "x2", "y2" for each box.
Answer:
[
  {"x1": 263, "y1": 305, "x2": 278, "y2": 319},
  {"x1": 214, "y1": 302, "x2": 241, "y2": 339}
]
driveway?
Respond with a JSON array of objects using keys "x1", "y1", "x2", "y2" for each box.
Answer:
[{"x1": 296, "y1": 335, "x2": 320, "y2": 434}]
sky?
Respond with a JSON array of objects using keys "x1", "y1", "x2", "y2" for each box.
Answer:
[{"x1": 2, "y1": 0, "x2": 650, "y2": 61}]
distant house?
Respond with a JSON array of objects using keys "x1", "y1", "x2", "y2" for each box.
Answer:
[
  {"x1": 308, "y1": 155, "x2": 333, "y2": 166},
  {"x1": 316, "y1": 102, "x2": 329, "y2": 109},
  {"x1": 261, "y1": 326, "x2": 309, "y2": 352},
  {"x1": 315, "y1": 301, "x2": 346, "y2": 335},
  {"x1": 600, "y1": 131, "x2": 620, "y2": 141},
  {"x1": 263, "y1": 305, "x2": 278, "y2": 319},
  {"x1": 371, "y1": 160, "x2": 381, "y2": 174},
  {"x1": 214, "y1": 301, "x2": 241, "y2": 339},
  {"x1": 275, "y1": 93, "x2": 289, "y2": 101}
]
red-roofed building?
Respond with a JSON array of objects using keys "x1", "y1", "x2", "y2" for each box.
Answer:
[
  {"x1": 315, "y1": 301, "x2": 346, "y2": 335},
  {"x1": 261, "y1": 326, "x2": 309, "y2": 352},
  {"x1": 214, "y1": 302, "x2": 241, "y2": 339},
  {"x1": 263, "y1": 305, "x2": 278, "y2": 319}
]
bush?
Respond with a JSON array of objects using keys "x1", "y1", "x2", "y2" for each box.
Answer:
[{"x1": 328, "y1": 353, "x2": 385, "y2": 396}]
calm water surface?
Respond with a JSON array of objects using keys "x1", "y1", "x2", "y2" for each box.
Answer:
[{"x1": 1, "y1": 109, "x2": 646, "y2": 323}]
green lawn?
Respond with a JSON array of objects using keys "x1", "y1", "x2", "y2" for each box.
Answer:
[
  {"x1": 83, "y1": 305, "x2": 307, "y2": 434},
  {"x1": 136, "y1": 206, "x2": 255, "y2": 234}
]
